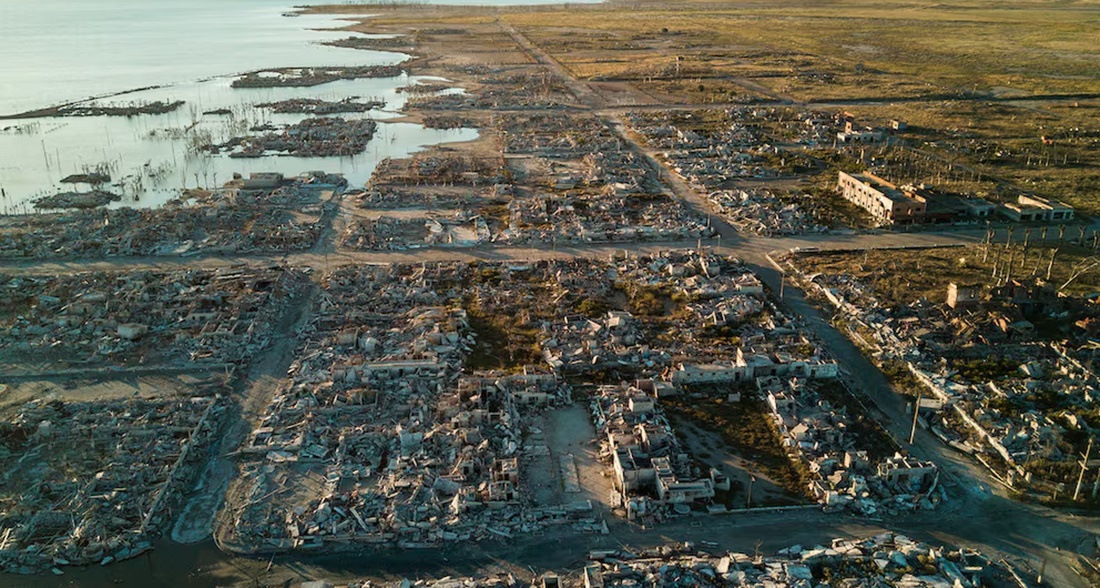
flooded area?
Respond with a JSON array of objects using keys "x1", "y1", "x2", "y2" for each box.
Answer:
[
  {"x1": 0, "y1": 75, "x2": 476, "y2": 210},
  {"x1": 0, "y1": 1, "x2": 481, "y2": 211}
]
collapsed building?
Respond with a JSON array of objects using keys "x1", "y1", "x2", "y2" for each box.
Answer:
[
  {"x1": 302, "y1": 532, "x2": 1029, "y2": 588},
  {"x1": 0, "y1": 266, "x2": 306, "y2": 370},
  {"x1": 758, "y1": 376, "x2": 941, "y2": 515},
  {"x1": 0, "y1": 174, "x2": 340, "y2": 260},
  {"x1": 790, "y1": 253, "x2": 1099, "y2": 499},
  {"x1": 226, "y1": 265, "x2": 602, "y2": 553},
  {"x1": 0, "y1": 384, "x2": 228, "y2": 574},
  {"x1": 593, "y1": 383, "x2": 728, "y2": 518}
]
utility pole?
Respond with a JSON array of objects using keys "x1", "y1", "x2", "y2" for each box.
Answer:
[
  {"x1": 1073, "y1": 437, "x2": 1093, "y2": 501},
  {"x1": 779, "y1": 272, "x2": 786, "y2": 298},
  {"x1": 910, "y1": 394, "x2": 922, "y2": 445},
  {"x1": 747, "y1": 475, "x2": 755, "y2": 508}
]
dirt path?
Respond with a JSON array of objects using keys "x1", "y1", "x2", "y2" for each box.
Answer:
[
  {"x1": 545, "y1": 405, "x2": 613, "y2": 512},
  {"x1": 171, "y1": 277, "x2": 320, "y2": 544}
]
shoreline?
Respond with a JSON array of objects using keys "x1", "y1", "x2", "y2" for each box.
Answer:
[{"x1": 0, "y1": 6, "x2": 473, "y2": 211}]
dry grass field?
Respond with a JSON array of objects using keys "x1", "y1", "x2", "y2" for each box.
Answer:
[{"x1": 311, "y1": 1, "x2": 1100, "y2": 215}]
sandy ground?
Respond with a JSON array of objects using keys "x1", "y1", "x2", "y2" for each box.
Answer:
[{"x1": 545, "y1": 405, "x2": 614, "y2": 512}]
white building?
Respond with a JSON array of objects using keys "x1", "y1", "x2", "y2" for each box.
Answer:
[{"x1": 1001, "y1": 194, "x2": 1074, "y2": 222}]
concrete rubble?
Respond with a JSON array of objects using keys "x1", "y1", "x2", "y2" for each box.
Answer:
[
  {"x1": 706, "y1": 189, "x2": 826, "y2": 237},
  {"x1": 296, "y1": 532, "x2": 1027, "y2": 587},
  {"x1": 592, "y1": 382, "x2": 726, "y2": 520},
  {"x1": 788, "y1": 251, "x2": 1100, "y2": 499},
  {"x1": 0, "y1": 266, "x2": 308, "y2": 371},
  {"x1": 218, "y1": 251, "x2": 944, "y2": 555},
  {"x1": 231, "y1": 66, "x2": 405, "y2": 88},
  {"x1": 353, "y1": 107, "x2": 715, "y2": 250},
  {"x1": 0, "y1": 382, "x2": 229, "y2": 574},
  {"x1": 206, "y1": 117, "x2": 379, "y2": 158},
  {"x1": 624, "y1": 109, "x2": 827, "y2": 236},
  {"x1": 257, "y1": 98, "x2": 387, "y2": 115},
  {"x1": 404, "y1": 68, "x2": 579, "y2": 111},
  {"x1": 0, "y1": 173, "x2": 340, "y2": 259},
  {"x1": 226, "y1": 264, "x2": 605, "y2": 553},
  {"x1": 758, "y1": 376, "x2": 942, "y2": 514}
]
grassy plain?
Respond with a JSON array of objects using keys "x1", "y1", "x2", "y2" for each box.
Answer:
[{"x1": 311, "y1": 0, "x2": 1100, "y2": 216}]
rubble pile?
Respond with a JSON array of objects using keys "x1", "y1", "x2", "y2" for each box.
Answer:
[
  {"x1": 541, "y1": 307, "x2": 661, "y2": 374},
  {"x1": 341, "y1": 217, "x2": 435, "y2": 250},
  {"x1": 539, "y1": 251, "x2": 831, "y2": 375},
  {"x1": 371, "y1": 154, "x2": 507, "y2": 187},
  {"x1": 707, "y1": 189, "x2": 826, "y2": 236},
  {"x1": 323, "y1": 36, "x2": 416, "y2": 52},
  {"x1": 10, "y1": 100, "x2": 185, "y2": 120},
  {"x1": 421, "y1": 115, "x2": 479, "y2": 130},
  {"x1": 208, "y1": 117, "x2": 379, "y2": 158},
  {"x1": 625, "y1": 109, "x2": 825, "y2": 235},
  {"x1": 580, "y1": 533, "x2": 1023, "y2": 588},
  {"x1": 33, "y1": 190, "x2": 121, "y2": 210},
  {"x1": 219, "y1": 255, "x2": 893, "y2": 553},
  {"x1": 317, "y1": 533, "x2": 1026, "y2": 587},
  {"x1": 757, "y1": 376, "x2": 942, "y2": 514},
  {"x1": 492, "y1": 112, "x2": 662, "y2": 195},
  {"x1": 227, "y1": 264, "x2": 599, "y2": 552},
  {"x1": 404, "y1": 69, "x2": 577, "y2": 111},
  {"x1": 231, "y1": 66, "x2": 404, "y2": 88},
  {"x1": 396, "y1": 83, "x2": 455, "y2": 95},
  {"x1": 343, "y1": 195, "x2": 712, "y2": 251},
  {"x1": 0, "y1": 393, "x2": 225, "y2": 574},
  {"x1": 791, "y1": 255, "x2": 1100, "y2": 498},
  {"x1": 257, "y1": 98, "x2": 386, "y2": 115},
  {"x1": 59, "y1": 171, "x2": 111, "y2": 185},
  {"x1": 351, "y1": 185, "x2": 487, "y2": 210},
  {"x1": 0, "y1": 177, "x2": 332, "y2": 259},
  {"x1": 495, "y1": 112, "x2": 616, "y2": 158},
  {"x1": 592, "y1": 382, "x2": 729, "y2": 521},
  {"x1": 625, "y1": 110, "x2": 763, "y2": 185},
  {"x1": 0, "y1": 266, "x2": 304, "y2": 369}
]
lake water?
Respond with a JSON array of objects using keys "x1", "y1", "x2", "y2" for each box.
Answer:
[
  {"x1": 0, "y1": 0, "x2": 594, "y2": 211},
  {"x1": 0, "y1": 1, "x2": 393, "y2": 117}
]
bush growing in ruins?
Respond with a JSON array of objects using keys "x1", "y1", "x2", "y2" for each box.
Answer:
[
  {"x1": 700, "y1": 323, "x2": 742, "y2": 346},
  {"x1": 621, "y1": 283, "x2": 673, "y2": 316},
  {"x1": 951, "y1": 357, "x2": 1019, "y2": 383},
  {"x1": 576, "y1": 296, "x2": 611, "y2": 318},
  {"x1": 464, "y1": 301, "x2": 542, "y2": 371}
]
